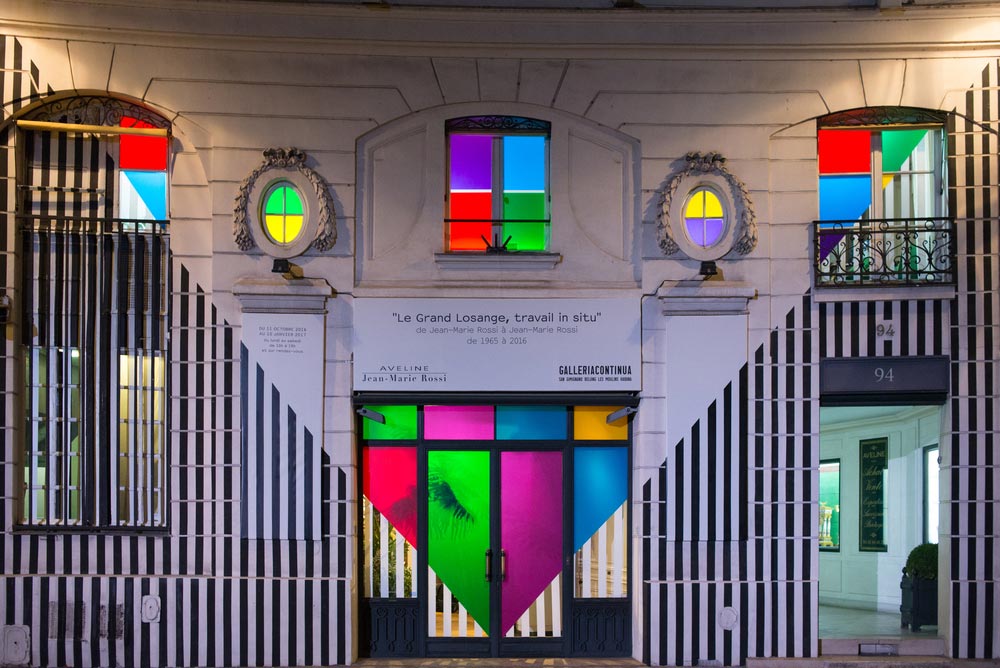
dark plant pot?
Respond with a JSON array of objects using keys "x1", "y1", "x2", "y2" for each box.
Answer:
[{"x1": 900, "y1": 572, "x2": 938, "y2": 631}]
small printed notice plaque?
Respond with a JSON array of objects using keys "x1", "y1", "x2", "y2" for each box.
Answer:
[{"x1": 859, "y1": 437, "x2": 888, "y2": 552}]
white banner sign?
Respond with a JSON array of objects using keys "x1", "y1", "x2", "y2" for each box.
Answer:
[{"x1": 353, "y1": 298, "x2": 641, "y2": 392}]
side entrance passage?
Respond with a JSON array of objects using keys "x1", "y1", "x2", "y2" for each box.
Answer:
[{"x1": 357, "y1": 401, "x2": 633, "y2": 658}]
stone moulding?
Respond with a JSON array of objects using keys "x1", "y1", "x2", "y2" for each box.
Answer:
[
  {"x1": 657, "y1": 151, "x2": 757, "y2": 259},
  {"x1": 233, "y1": 147, "x2": 336, "y2": 254}
]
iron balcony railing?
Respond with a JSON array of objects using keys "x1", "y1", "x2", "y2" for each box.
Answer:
[{"x1": 814, "y1": 217, "x2": 956, "y2": 288}]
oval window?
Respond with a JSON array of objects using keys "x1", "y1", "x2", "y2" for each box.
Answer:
[
  {"x1": 263, "y1": 182, "x2": 305, "y2": 245},
  {"x1": 683, "y1": 187, "x2": 726, "y2": 248}
]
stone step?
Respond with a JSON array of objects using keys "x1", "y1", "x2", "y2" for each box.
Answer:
[
  {"x1": 821, "y1": 637, "x2": 948, "y2": 657},
  {"x1": 748, "y1": 656, "x2": 951, "y2": 668}
]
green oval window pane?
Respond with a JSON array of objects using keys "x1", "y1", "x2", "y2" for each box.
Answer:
[{"x1": 263, "y1": 184, "x2": 305, "y2": 244}]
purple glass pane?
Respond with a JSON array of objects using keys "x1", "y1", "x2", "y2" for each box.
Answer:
[
  {"x1": 450, "y1": 134, "x2": 493, "y2": 191},
  {"x1": 704, "y1": 218, "x2": 725, "y2": 246},
  {"x1": 685, "y1": 219, "x2": 706, "y2": 245}
]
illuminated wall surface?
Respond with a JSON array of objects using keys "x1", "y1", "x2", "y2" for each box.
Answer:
[{"x1": 0, "y1": 7, "x2": 998, "y2": 668}]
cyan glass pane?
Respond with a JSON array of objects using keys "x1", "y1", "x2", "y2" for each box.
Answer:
[
  {"x1": 819, "y1": 174, "x2": 872, "y2": 221},
  {"x1": 361, "y1": 405, "x2": 417, "y2": 440},
  {"x1": 503, "y1": 136, "x2": 545, "y2": 191},
  {"x1": 573, "y1": 446, "x2": 628, "y2": 551},
  {"x1": 496, "y1": 405, "x2": 567, "y2": 440},
  {"x1": 450, "y1": 134, "x2": 493, "y2": 190}
]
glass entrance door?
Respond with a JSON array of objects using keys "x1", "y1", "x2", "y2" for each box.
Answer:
[{"x1": 426, "y1": 448, "x2": 564, "y2": 655}]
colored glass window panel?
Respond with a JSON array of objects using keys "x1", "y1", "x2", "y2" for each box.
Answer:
[
  {"x1": 500, "y1": 450, "x2": 563, "y2": 634},
  {"x1": 449, "y1": 191, "x2": 492, "y2": 221},
  {"x1": 573, "y1": 446, "x2": 628, "y2": 551},
  {"x1": 427, "y1": 450, "x2": 492, "y2": 632},
  {"x1": 819, "y1": 174, "x2": 872, "y2": 222},
  {"x1": 573, "y1": 405, "x2": 628, "y2": 441},
  {"x1": 502, "y1": 219, "x2": 548, "y2": 251},
  {"x1": 119, "y1": 170, "x2": 167, "y2": 221},
  {"x1": 263, "y1": 184, "x2": 305, "y2": 244},
  {"x1": 448, "y1": 220, "x2": 492, "y2": 251},
  {"x1": 450, "y1": 135, "x2": 493, "y2": 190},
  {"x1": 363, "y1": 446, "x2": 419, "y2": 547},
  {"x1": 683, "y1": 188, "x2": 726, "y2": 247},
  {"x1": 882, "y1": 129, "x2": 928, "y2": 174},
  {"x1": 503, "y1": 136, "x2": 545, "y2": 191},
  {"x1": 424, "y1": 405, "x2": 494, "y2": 440},
  {"x1": 819, "y1": 460, "x2": 840, "y2": 550},
  {"x1": 496, "y1": 405, "x2": 567, "y2": 440},
  {"x1": 361, "y1": 405, "x2": 417, "y2": 440},
  {"x1": 119, "y1": 116, "x2": 168, "y2": 171},
  {"x1": 818, "y1": 129, "x2": 871, "y2": 174}
]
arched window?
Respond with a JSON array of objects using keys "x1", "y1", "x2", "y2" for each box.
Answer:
[{"x1": 16, "y1": 96, "x2": 170, "y2": 527}]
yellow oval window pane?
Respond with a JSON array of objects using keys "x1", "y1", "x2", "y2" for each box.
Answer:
[
  {"x1": 704, "y1": 190, "x2": 724, "y2": 218},
  {"x1": 685, "y1": 192, "x2": 705, "y2": 218},
  {"x1": 265, "y1": 214, "x2": 287, "y2": 242},
  {"x1": 284, "y1": 215, "x2": 304, "y2": 241}
]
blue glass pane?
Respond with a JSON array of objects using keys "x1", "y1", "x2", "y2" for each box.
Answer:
[
  {"x1": 819, "y1": 174, "x2": 872, "y2": 221},
  {"x1": 120, "y1": 170, "x2": 167, "y2": 220},
  {"x1": 503, "y1": 136, "x2": 545, "y2": 191},
  {"x1": 496, "y1": 405, "x2": 567, "y2": 440},
  {"x1": 573, "y1": 447, "x2": 628, "y2": 551}
]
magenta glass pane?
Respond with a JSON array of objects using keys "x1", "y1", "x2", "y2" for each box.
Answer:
[
  {"x1": 450, "y1": 134, "x2": 493, "y2": 191},
  {"x1": 500, "y1": 450, "x2": 563, "y2": 634},
  {"x1": 424, "y1": 405, "x2": 495, "y2": 440}
]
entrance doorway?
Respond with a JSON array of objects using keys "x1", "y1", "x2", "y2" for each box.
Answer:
[
  {"x1": 358, "y1": 402, "x2": 632, "y2": 658},
  {"x1": 817, "y1": 404, "x2": 943, "y2": 639}
]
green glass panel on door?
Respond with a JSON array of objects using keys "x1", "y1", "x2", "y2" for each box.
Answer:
[{"x1": 427, "y1": 450, "x2": 491, "y2": 636}]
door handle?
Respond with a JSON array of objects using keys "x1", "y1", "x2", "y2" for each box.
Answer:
[
  {"x1": 500, "y1": 549, "x2": 507, "y2": 581},
  {"x1": 485, "y1": 549, "x2": 493, "y2": 582}
]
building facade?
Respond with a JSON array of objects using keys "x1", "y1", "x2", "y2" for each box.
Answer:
[{"x1": 0, "y1": 1, "x2": 998, "y2": 666}]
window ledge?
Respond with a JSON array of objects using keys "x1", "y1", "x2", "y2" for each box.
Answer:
[
  {"x1": 434, "y1": 251, "x2": 562, "y2": 271},
  {"x1": 812, "y1": 284, "x2": 957, "y2": 303}
]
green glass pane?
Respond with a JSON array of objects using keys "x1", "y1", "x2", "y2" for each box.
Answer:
[
  {"x1": 427, "y1": 450, "x2": 491, "y2": 632},
  {"x1": 882, "y1": 129, "x2": 928, "y2": 174},
  {"x1": 265, "y1": 188, "x2": 285, "y2": 214},
  {"x1": 502, "y1": 221, "x2": 548, "y2": 251},
  {"x1": 284, "y1": 187, "x2": 304, "y2": 215},
  {"x1": 362, "y1": 405, "x2": 418, "y2": 440},
  {"x1": 503, "y1": 191, "x2": 545, "y2": 221}
]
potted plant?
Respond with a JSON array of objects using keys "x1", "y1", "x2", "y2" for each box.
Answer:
[{"x1": 900, "y1": 543, "x2": 938, "y2": 631}]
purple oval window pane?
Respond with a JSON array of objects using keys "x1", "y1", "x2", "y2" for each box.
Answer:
[{"x1": 683, "y1": 188, "x2": 726, "y2": 247}]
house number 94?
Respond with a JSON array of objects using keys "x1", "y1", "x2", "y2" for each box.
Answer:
[{"x1": 874, "y1": 367, "x2": 895, "y2": 382}]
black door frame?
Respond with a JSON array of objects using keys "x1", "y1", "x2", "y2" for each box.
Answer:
[{"x1": 356, "y1": 394, "x2": 637, "y2": 659}]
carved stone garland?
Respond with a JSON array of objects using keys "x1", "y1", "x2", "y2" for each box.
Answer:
[
  {"x1": 657, "y1": 151, "x2": 757, "y2": 258},
  {"x1": 233, "y1": 147, "x2": 336, "y2": 253}
]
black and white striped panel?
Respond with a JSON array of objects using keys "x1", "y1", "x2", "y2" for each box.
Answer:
[
  {"x1": 948, "y1": 59, "x2": 999, "y2": 660},
  {"x1": 239, "y1": 343, "x2": 323, "y2": 541}
]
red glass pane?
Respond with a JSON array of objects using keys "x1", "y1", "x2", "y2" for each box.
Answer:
[
  {"x1": 448, "y1": 221, "x2": 492, "y2": 251},
  {"x1": 450, "y1": 191, "x2": 492, "y2": 220},
  {"x1": 818, "y1": 129, "x2": 871, "y2": 175},
  {"x1": 120, "y1": 116, "x2": 168, "y2": 171}
]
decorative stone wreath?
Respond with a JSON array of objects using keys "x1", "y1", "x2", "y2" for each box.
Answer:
[
  {"x1": 233, "y1": 147, "x2": 336, "y2": 258},
  {"x1": 657, "y1": 151, "x2": 757, "y2": 262}
]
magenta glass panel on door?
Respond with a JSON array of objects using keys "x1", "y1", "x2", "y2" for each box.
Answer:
[
  {"x1": 499, "y1": 450, "x2": 563, "y2": 636},
  {"x1": 424, "y1": 405, "x2": 495, "y2": 440}
]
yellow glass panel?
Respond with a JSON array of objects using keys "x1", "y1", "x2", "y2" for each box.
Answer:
[
  {"x1": 265, "y1": 214, "x2": 286, "y2": 242},
  {"x1": 704, "y1": 190, "x2": 724, "y2": 217},
  {"x1": 573, "y1": 405, "x2": 628, "y2": 440},
  {"x1": 284, "y1": 214, "x2": 304, "y2": 241},
  {"x1": 882, "y1": 175, "x2": 894, "y2": 190},
  {"x1": 685, "y1": 192, "x2": 705, "y2": 218}
]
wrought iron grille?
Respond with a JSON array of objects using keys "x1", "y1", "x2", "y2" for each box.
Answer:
[{"x1": 814, "y1": 217, "x2": 955, "y2": 287}]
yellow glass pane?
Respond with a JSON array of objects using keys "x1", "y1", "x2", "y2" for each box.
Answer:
[
  {"x1": 704, "y1": 190, "x2": 724, "y2": 217},
  {"x1": 573, "y1": 405, "x2": 629, "y2": 440},
  {"x1": 284, "y1": 214, "x2": 304, "y2": 241},
  {"x1": 265, "y1": 214, "x2": 286, "y2": 242},
  {"x1": 685, "y1": 192, "x2": 705, "y2": 218}
]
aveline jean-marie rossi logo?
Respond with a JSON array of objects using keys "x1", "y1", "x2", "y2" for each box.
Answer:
[{"x1": 361, "y1": 364, "x2": 447, "y2": 384}]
